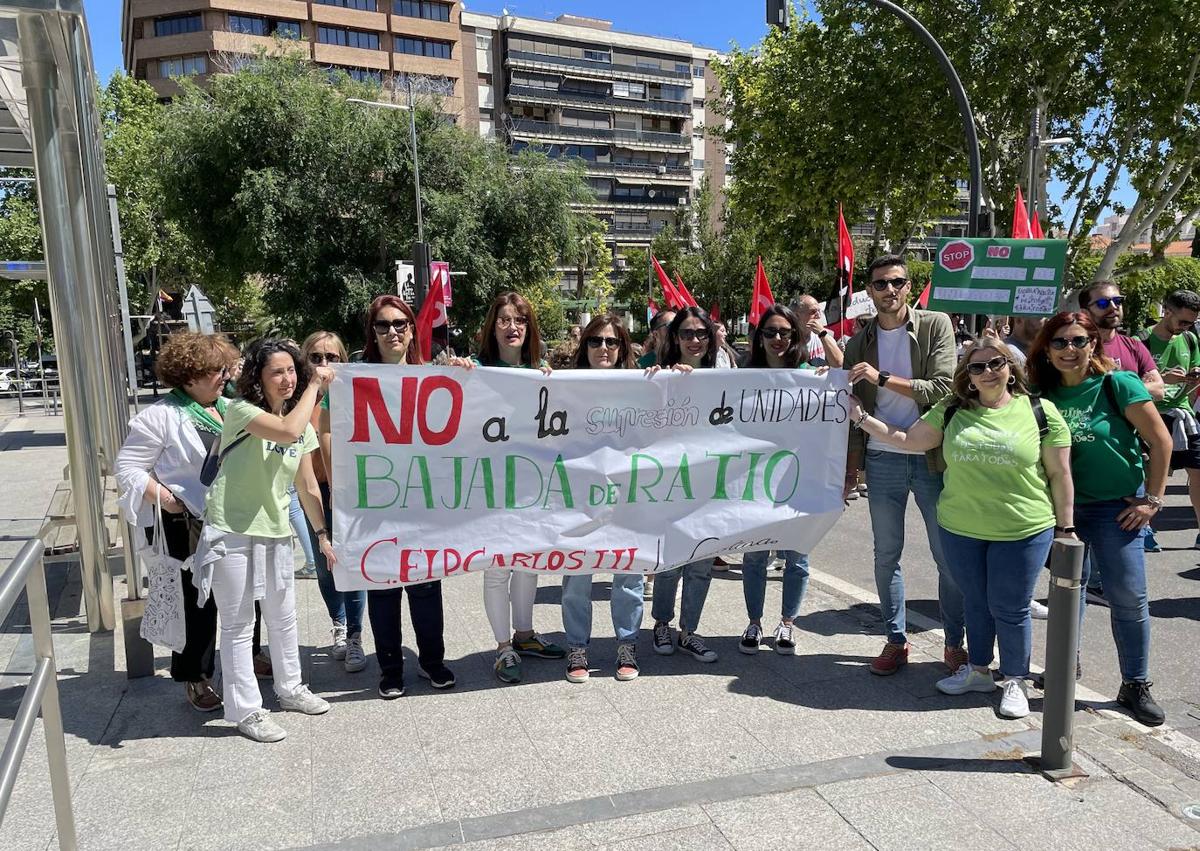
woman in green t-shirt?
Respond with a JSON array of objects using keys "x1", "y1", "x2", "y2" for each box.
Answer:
[
  {"x1": 1026, "y1": 311, "x2": 1171, "y2": 727},
  {"x1": 200, "y1": 338, "x2": 336, "y2": 743},
  {"x1": 850, "y1": 340, "x2": 1075, "y2": 719}
]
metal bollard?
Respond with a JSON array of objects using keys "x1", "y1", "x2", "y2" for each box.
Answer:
[{"x1": 1038, "y1": 536, "x2": 1086, "y2": 779}]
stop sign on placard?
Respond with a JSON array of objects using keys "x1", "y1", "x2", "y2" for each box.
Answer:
[{"x1": 940, "y1": 240, "x2": 974, "y2": 272}]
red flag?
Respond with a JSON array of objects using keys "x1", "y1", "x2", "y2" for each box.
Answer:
[
  {"x1": 1012, "y1": 187, "x2": 1032, "y2": 239},
  {"x1": 709, "y1": 302, "x2": 720, "y2": 323},
  {"x1": 652, "y1": 255, "x2": 686, "y2": 309},
  {"x1": 648, "y1": 297, "x2": 660, "y2": 315},
  {"x1": 749, "y1": 257, "x2": 775, "y2": 326},
  {"x1": 673, "y1": 272, "x2": 699, "y2": 308},
  {"x1": 917, "y1": 279, "x2": 931, "y2": 308},
  {"x1": 837, "y1": 203, "x2": 855, "y2": 299},
  {"x1": 415, "y1": 262, "x2": 448, "y2": 362},
  {"x1": 1030, "y1": 206, "x2": 1045, "y2": 239}
]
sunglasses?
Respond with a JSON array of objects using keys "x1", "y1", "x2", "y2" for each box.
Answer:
[
  {"x1": 761, "y1": 328, "x2": 793, "y2": 341},
  {"x1": 678, "y1": 328, "x2": 711, "y2": 342},
  {"x1": 965, "y1": 355, "x2": 1009, "y2": 376},
  {"x1": 308, "y1": 352, "x2": 342, "y2": 364},
  {"x1": 373, "y1": 319, "x2": 411, "y2": 335},
  {"x1": 1049, "y1": 335, "x2": 1091, "y2": 351},
  {"x1": 870, "y1": 276, "x2": 909, "y2": 292},
  {"x1": 586, "y1": 336, "x2": 620, "y2": 350},
  {"x1": 1092, "y1": 296, "x2": 1124, "y2": 310}
]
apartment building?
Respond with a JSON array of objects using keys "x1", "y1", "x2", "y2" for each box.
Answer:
[
  {"x1": 121, "y1": 0, "x2": 465, "y2": 112},
  {"x1": 460, "y1": 12, "x2": 728, "y2": 286}
]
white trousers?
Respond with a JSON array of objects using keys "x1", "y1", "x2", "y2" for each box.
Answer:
[
  {"x1": 208, "y1": 534, "x2": 303, "y2": 723},
  {"x1": 483, "y1": 569, "x2": 538, "y2": 644}
]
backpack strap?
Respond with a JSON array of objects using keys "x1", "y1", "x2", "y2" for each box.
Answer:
[
  {"x1": 1029, "y1": 395, "x2": 1049, "y2": 440},
  {"x1": 1186, "y1": 330, "x2": 1200, "y2": 366},
  {"x1": 942, "y1": 403, "x2": 960, "y2": 432}
]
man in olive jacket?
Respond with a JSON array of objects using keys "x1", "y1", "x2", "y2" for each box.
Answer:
[{"x1": 843, "y1": 255, "x2": 965, "y2": 676}]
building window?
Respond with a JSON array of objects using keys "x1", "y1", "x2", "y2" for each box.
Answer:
[
  {"x1": 692, "y1": 158, "x2": 705, "y2": 170},
  {"x1": 583, "y1": 48, "x2": 611, "y2": 63},
  {"x1": 318, "y1": 26, "x2": 380, "y2": 50},
  {"x1": 159, "y1": 55, "x2": 207, "y2": 77},
  {"x1": 675, "y1": 63, "x2": 691, "y2": 74},
  {"x1": 275, "y1": 21, "x2": 302, "y2": 39},
  {"x1": 395, "y1": 36, "x2": 452, "y2": 59},
  {"x1": 476, "y1": 34, "x2": 492, "y2": 50},
  {"x1": 316, "y1": 0, "x2": 378, "y2": 10},
  {"x1": 693, "y1": 98, "x2": 705, "y2": 108},
  {"x1": 612, "y1": 81, "x2": 644, "y2": 99},
  {"x1": 154, "y1": 14, "x2": 203, "y2": 37},
  {"x1": 229, "y1": 15, "x2": 267, "y2": 36},
  {"x1": 394, "y1": 1, "x2": 451, "y2": 22},
  {"x1": 693, "y1": 65, "x2": 705, "y2": 78}
]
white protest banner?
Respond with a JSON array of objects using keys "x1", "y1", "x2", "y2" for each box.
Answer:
[
  {"x1": 845, "y1": 289, "x2": 877, "y2": 319},
  {"x1": 328, "y1": 366, "x2": 849, "y2": 589}
]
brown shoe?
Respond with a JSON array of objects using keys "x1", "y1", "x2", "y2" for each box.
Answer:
[
  {"x1": 254, "y1": 651, "x2": 273, "y2": 680},
  {"x1": 870, "y1": 642, "x2": 910, "y2": 676},
  {"x1": 185, "y1": 679, "x2": 222, "y2": 712},
  {"x1": 944, "y1": 645, "x2": 969, "y2": 672}
]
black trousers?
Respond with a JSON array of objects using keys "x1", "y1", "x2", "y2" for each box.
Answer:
[
  {"x1": 367, "y1": 581, "x2": 445, "y2": 687},
  {"x1": 151, "y1": 509, "x2": 218, "y2": 683}
]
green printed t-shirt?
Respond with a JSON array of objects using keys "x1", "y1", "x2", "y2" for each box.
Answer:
[
  {"x1": 1141, "y1": 331, "x2": 1195, "y2": 411},
  {"x1": 1042, "y1": 371, "x2": 1151, "y2": 504},
  {"x1": 204, "y1": 398, "x2": 318, "y2": 538},
  {"x1": 636, "y1": 350, "x2": 657, "y2": 369},
  {"x1": 921, "y1": 395, "x2": 1070, "y2": 541}
]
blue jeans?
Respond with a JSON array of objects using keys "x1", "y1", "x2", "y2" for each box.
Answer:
[
  {"x1": 864, "y1": 450, "x2": 966, "y2": 647},
  {"x1": 307, "y1": 483, "x2": 365, "y2": 635},
  {"x1": 741, "y1": 550, "x2": 809, "y2": 621},
  {"x1": 939, "y1": 527, "x2": 1053, "y2": 678},
  {"x1": 562, "y1": 573, "x2": 644, "y2": 647},
  {"x1": 288, "y1": 486, "x2": 316, "y2": 568},
  {"x1": 1075, "y1": 499, "x2": 1150, "y2": 682},
  {"x1": 651, "y1": 558, "x2": 714, "y2": 633}
]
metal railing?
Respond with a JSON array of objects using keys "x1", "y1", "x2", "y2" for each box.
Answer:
[
  {"x1": 509, "y1": 118, "x2": 688, "y2": 149},
  {"x1": 0, "y1": 538, "x2": 75, "y2": 849},
  {"x1": 506, "y1": 49, "x2": 692, "y2": 82},
  {"x1": 507, "y1": 84, "x2": 691, "y2": 116}
]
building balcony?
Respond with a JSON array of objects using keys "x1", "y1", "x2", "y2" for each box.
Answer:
[
  {"x1": 506, "y1": 84, "x2": 689, "y2": 117},
  {"x1": 509, "y1": 118, "x2": 688, "y2": 151},
  {"x1": 506, "y1": 49, "x2": 691, "y2": 84},
  {"x1": 607, "y1": 222, "x2": 670, "y2": 241},
  {"x1": 586, "y1": 161, "x2": 692, "y2": 183}
]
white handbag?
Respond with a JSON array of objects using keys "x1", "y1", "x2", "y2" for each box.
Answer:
[{"x1": 138, "y1": 492, "x2": 188, "y2": 653}]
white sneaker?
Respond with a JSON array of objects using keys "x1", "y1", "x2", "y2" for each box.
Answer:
[
  {"x1": 936, "y1": 665, "x2": 996, "y2": 695},
  {"x1": 331, "y1": 624, "x2": 348, "y2": 660},
  {"x1": 1030, "y1": 600, "x2": 1049, "y2": 620},
  {"x1": 237, "y1": 709, "x2": 287, "y2": 743},
  {"x1": 278, "y1": 685, "x2": 330, "y2": 715},
  {"x1": 999, "y1": 677, "x2": 1029, "y2": 718},
  {"x1": 344, "y1": 635, "x2": 367, "y2": 673}
]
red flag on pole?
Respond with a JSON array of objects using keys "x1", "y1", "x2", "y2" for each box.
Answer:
[
  {"x1": 917, "y1": 278, "x2": 931, "y2": 308},
  {"x1": 415, "y1": 262, "x2": 448, "y2": 362},
  {"x1": 648, "y1": 297, "x2": 660, "y2": 314},
  {"x1": 1030, "y1": 205, "x2": 1045, "y2": 239},
  {"x1": 1012, "y1": 187, "x2": 1032, "y2": 239},
  {"x1": 710, "y1": 302, "x2": 720, "y2": 323},
  {"x1": 749, "y1": 257, "x2": 775, "y2": 326},
  {"x1": 652, "y1": 255, "x2": 685, "y2": 309},
  {"x1": 837, "y1": 204, "x2": 855, "y2": 299},
  {"x1": 673, "y1": 272, "x2": 699, "y2": 308}
]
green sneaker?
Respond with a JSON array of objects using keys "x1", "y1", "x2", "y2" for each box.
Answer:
[
  {"x1": 494, "y1": 647, "x2": 522, "y2": 683},
  {"x1": 512, "y1": 633, "x2": 566, "y2": 659}
]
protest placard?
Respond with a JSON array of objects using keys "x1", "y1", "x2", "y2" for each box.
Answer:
[
  {"x1": 327, "y1": 366, "x2": 850, "y2": 588},
  {"x1": 926, "y1": 238, "x2": 1068, "y2": 316}
]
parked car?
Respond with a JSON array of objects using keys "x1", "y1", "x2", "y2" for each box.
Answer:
[{"x1": 0, "y1": 368, "x2": 33, "y2": 395}]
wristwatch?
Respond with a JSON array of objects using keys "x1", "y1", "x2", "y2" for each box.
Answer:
[
  {"x1": 818, "y1": 329, "x2": 829, "y2": 339},
  {"x1": 1146, "y1": 494, "x2": 1164, "y2": 508},
  {"x1": 877, "y1": 371, "x2": 891, "y2": 388}
]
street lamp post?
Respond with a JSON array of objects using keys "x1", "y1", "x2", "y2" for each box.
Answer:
[{"x1": 348, "y1": 81, "x2": 431, "y2": 308}]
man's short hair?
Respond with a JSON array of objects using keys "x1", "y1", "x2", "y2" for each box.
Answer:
[
  {"x1": 867, "y1": 254, "x2": 907, "y2": 279},
  {"x1": 650, "y1": 310, "x2": 675, "y2": 331},
  {"x1": 1078, "y1": 280, "x2": 1119, "y2": 309},
  {"x1": 1164, "y1": 289, "x2": 1200, "y2": 313}
]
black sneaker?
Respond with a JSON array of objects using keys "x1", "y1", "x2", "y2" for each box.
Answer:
[
  {"x1": 378, "y1": 680, "x2": 404, "y2": 700},
  {"x1": 417, "y1": 663, "x2": 456, "y2": 690},
  {"x1": 653, "y1": 621, "x2": 675, "y2": 655},
  {"x1": 678, "y1": 631, "x2": 718, "y2": 663},
  {"x1": 1117, "y1": 680, "x2": 1165, "y2": 726},
  {"x1": 739, "y1": 623, "x2": 763, "y2": 655}
]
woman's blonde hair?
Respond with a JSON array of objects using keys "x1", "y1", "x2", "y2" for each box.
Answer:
[
  {"x1": 949, "y1": 338, "x2": 1031, "y2": 409},
  {"x1": 301, "y1": 330, "x2": 348, "y2": 363}
]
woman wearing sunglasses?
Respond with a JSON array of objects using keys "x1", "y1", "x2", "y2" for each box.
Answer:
[
  {"x1": 737, "y1": 305, "x2": 813, "y2": 656},
  {"x1": 1027, "y1": 312, "x2": 1170, "y2": 726},
  {"x1": 320, "y1": 296, "x2": 456, "y2": 698},
  {"x1": 458, "y1": 292, "x2": 566, "y2": 684},
  {"x1": 850, "y1": 339, "x2": 1074, "y2": 719},
  {"x1": 647, "y1": 306, "x2": 728, "y2": 663},
  {"x1": 560, "y1": 314, "x2": 643, "y2": 683},
  {"x1": 299, "y1": 331, "x2": 368, "y2": 674}
]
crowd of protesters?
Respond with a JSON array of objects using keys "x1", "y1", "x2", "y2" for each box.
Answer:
[{"x1": 116, "y1": 255, "x2": 1182, "y2": 742}]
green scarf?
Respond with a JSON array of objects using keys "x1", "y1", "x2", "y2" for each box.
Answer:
[{"x1": 167, "y1": 388, "x2": 226, "y2": 435}]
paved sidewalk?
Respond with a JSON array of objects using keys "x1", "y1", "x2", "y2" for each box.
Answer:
[{"x1": 1, "y1": 414, "x2": 1199, "y2": 850}]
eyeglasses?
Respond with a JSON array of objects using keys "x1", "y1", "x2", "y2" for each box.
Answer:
[
  {"x1": 1092, "y1": 296, "x2": 1124, "y2": 310},
  {"x1": 1049, "y1": 335, "x2": 1091, "y2": 351},
  {"x1": 496, "y1": 316, "x2": 529, "y2": 328},
  {"x1": 308, "y1": 352, "x2": 342, "y2": 364},
  {"x1": 870, "y1": 276, "x2": 909, "y2": 292},
  {"x1": 761, "y1": 328, "x2": 793, "y2": 341},
  {"x1": 586, "y1": 336, "x2": 620, "y2": 349},
  {"x1": 678, "y1": 328, "x2": 711, "y2": 342},
  {"x1": 373, "y1": 319, "x2": 411, "y2": 335},
  {"x1": 965, "y1": 356, "x2": 1010, "y2": 376}
]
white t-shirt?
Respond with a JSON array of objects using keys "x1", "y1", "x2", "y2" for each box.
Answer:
[
  {"x1": 871, "y1": 325, "x2": 923, "y2": 455},
  {"x1": 803, "y1": 332, "x2": 826, "y2": 365}
]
